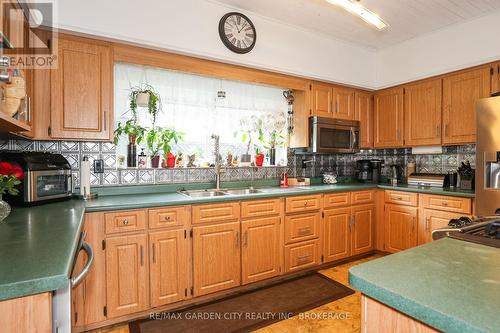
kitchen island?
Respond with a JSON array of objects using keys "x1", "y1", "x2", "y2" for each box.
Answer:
[{"x1": 349, "y1": 238, "x2": 500, "y2": 333}]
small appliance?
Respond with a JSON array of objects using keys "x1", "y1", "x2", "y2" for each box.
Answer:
[
  {"x1": 407, "y1": 173, "x2": 447, "y2": 187},
  {"x1": 307, "y1": 116, "x2": 360, "y2": 154},
  {"x1": 356, "y1": 159, "x2": 383, "y2": 183},
  {"x1": 0, "y1": 151, "x2": 73, "y2": 205}
]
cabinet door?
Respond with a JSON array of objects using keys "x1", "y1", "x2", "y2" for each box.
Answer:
[
  {"x1": 71, "y1": 213, "x2": 107, "y2": 327},
  {"x1": 492, "y1": 63, "x2": 500, "y2": 94},
  {"x1": 351, "y1": 204, "x2": 375, "y2": 256},
  {"x1": 106, "y1": 234, "x2": 149, "y2": 318},
  {"x1": 374, "y1": 88, "x2": 404, "y2": 148},
  {"x1": 51, "y1": 37, "x2": 112, "y2": 140},
  {"x1": 418, "y1": 209, "x2": 466, "y2": 245},
  {"x1": 241, "y1": 216, "x2": 281, "y2": 285},
  {"x1": 404, "y1": 79, "x2": 442, "y2": 146},
  {"x1": 355, "y1": 91, "x2": 374, "y2": 148},
  {"x1": 442, "y1": 67, "x2": 490, "y2": 145},
  {"x1": 332, "y1": 86, "x2": 355, "y2": 120},
  {"x1": 193, "y1": 222, "x2": 241, "y2": 296},
  {"x1": 149, "y1": 230, "x2": 189, "y2": 308},
  {"x1": 384, "y1": 205, "x2": 417, "y2": 253},
  {"x1": 323, "y1": 207, "x2": 350, "y2": 262},
  {"x1": 311, "y1": 82, "x2": 332, "y2": 118}
]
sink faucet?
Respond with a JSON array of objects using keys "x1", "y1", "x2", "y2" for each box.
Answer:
[{"x1": 211, "y1": 134, "x2": 224, "y2": 190}]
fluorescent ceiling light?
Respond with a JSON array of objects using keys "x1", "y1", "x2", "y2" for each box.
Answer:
[{"x1": 326, "y1": 0, "x2": 388, "y2": 30}]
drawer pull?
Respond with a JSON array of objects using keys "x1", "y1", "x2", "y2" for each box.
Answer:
[
  {"x1": 297, "y1": 254, "x2": 311, "y2": 264},
  {"x1": 304, "y1": 202, "x2": 309, "y2": 207},
  {"x1": 122, "y1": 219, "x2": 129, "y2": 225},
  {"x1": 442, "y1": 202, "x2": 448, "y2": 206},
  {"x1": 395, "y1": 196, "x2": 403, "y2": 200},
  {"x1": 163, "y1": 216, "x2": 171, "y2": 222},
  {"x1": 298, "y1": 227, "x2": 312, "y2": 236}
]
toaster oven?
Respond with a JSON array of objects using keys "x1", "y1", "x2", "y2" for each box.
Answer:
[{"x1": 0, "y1": 151, "x2": 73, "y2": 205}]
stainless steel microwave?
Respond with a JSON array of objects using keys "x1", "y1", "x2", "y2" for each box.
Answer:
[{"x1": 309, "y1": 116, "x2": 360, "y2": 153}]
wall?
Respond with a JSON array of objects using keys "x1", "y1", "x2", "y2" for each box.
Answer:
[
  {"x1": 54, "y1": 0, "x2": 377, "y2": 89},
  {"x1": 376, "y1": 10, "x2": 500, "y2": 88}
]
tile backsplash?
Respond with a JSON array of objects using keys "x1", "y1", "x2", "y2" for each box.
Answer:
[{"x1": 0, "y1": 139, "x2": 475, "y2": 186}]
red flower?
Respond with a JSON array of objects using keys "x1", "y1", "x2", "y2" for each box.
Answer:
[{"x1": 0, "y1": 162, "x2": 24, "y2": 180}]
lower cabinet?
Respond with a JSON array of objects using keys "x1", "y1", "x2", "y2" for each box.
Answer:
[
  {"x1": 192, "y1": 222, "x2": 241, "y2": 296},
  {"x1": 105, "y1": 234, "x2": 149, "y2": 318},
  {"x1": 284, "y1": 239, "x2": 321, "y2": 272},
  {"x1": 323, "y1": 204, "x2": 375, "y2": 262},
  {"x1": 241, "y1": 216, "x2": 281, "y2": 285},
  {"x1": 384, "y1": 205, "x2": 417, "y2": 253},
  {"x1": 149, "y1": 229, "x2": 189, "y2": 307},
  {"x1": 418, "y1": 209, "x2": 465, "y2": 245}
]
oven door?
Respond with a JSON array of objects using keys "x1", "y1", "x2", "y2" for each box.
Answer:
[
  {"x1": 25, "y1": 170, "x2": 73, "y2": 202},
  {"x1": 312, "y1": 121, "x2": 360, "y2": 153}
]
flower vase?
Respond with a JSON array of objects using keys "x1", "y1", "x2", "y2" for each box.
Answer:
[
  {"x1": 0, "y1": 195, "x2": 11, "y2": 223},
  {"x1": 269, "y1": 148, "x2": 276, "y2": 166}
]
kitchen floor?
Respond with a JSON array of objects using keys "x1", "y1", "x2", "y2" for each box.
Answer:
[{"x1": 90, "y1": 254, "x2": 382, "y2": 333}]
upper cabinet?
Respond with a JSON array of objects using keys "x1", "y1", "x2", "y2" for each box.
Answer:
[
  {"x1": 355, "y1": 91, "x2": 373, "y2": 148},
  {"x1": 373, "y1": 87, "x2": 404, "y2": 148},
  {"x1": 442, "y1": 66, "x2": 490, "y2": 145},
  {"x1": 491, "y1": 62, "x2": 500, "y2": 95},
  {"x1": 404, "y1": 79, "x2": 442, "y2": 146},
  {"x1": 50, "y1": 36, "x2": 113, "y2": 140},
  {"x1": 311, "y1": 82, "x2": 355, "y2": 120}
]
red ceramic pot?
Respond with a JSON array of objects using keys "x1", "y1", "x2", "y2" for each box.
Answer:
[
  {"x1": 255, "y1": 153, "x2": 265, "y2": 167},
  {"x1": 166, "y1": 152, "x2": 176, "y2": 168}
]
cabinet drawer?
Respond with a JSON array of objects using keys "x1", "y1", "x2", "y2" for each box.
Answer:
[
  {"x1": 352, "y1": 190, "x2": 375, "y2": 205},
  {"x1": 421, "y1": 195, "x2": 471, "y2": 214},
  {"x1": 148, "y1": 206, "x2": 188, "y2": 229},
  {"x1": 192, "y1": 202, "x2": 240, "y2": 224},
  {"x1": 241, "y1": 199, "x2": 281, "y2": 219},
  {"x1": 286, "y1": 195, "x2": 322, "y2": 214},
  {"x1": 105, "y1": 210, "x2": 146, "y2": 234},
  {"x1": 284, "y1": 239, "x2": 321, "y2": 273},
  {"x1": 284, "y1": 212, "x2": 320, "y2": 244},
  {"x1": 323, "y1": 192, "x2": 351, "y2": 208},
  {"x1": 384, "y1": 190, "x2": 418, "y2": 206}
]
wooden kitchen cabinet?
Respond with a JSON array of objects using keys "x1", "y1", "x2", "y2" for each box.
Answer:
[
  {"x1": 72, "y1": 213, "x2": 107, "y2": 328},
  {"x1": 149, "y1": 229, "x2": 189, "y2": 307},
  {"x1": 332, "y1": 86, "x2": 355, "y2": 120},
  {"x1": 192, "y1": 222, "x2": 241, "y2": 296},
  {"x1": 418, "y1": 209, "x2": 464, "y2": 245},
  {"x1": 492, "y1": 62, "x2": 500, "y2": 94},
  {"x1": 50, "y1": 36, "x2": 113, "y2": 140},
  {"x1": 241, "y1": 216, "x2": 281, "y2": 284},
  {"x1": 351, "y1": 204, "x2": 375, "y2": 256},
  {"x1": 404, "y1": 79, "x2": 442, "y2": 146},
  {"x1": 355, "y1": 91, "x2": 374, "y2": 148},
  {"x1": 374, "y1": 87, "x2": 404, "y2": 148},
  {"x1": 105, "y1": 234, "x2": 149, "y2": 318},
  {"x1": 384, "y1": 204, "x2": 417, "y2": 253},
  {"x1": 442, "y1": 66, "x2": 490, "y2": 145},
  {"x1": 323, "y1": 207, "x2": 350, "y2": 262},
  {"x1": 311, "y1": 81, "x2": 332, "y2": 118}
]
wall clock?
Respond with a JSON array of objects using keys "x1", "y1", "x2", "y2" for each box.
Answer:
[{"x1": 218, "y1": 12, "x2": 256, "y2": 54}]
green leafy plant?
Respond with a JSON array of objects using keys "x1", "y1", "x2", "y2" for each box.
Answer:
[
  {"x1": 235, "y1": 115, "x2": 264, "y2": 155},
  {"x1": 263, "y1": 112, "x2": 287, "y2": 149},
  {"x1": 129, "y1": 84, "x2": 162, "y2": 124},
  {"x1": 146, "y1": 127, "x2": 185, "y2": 157},
  {"x1": 113, "y1": 119, "x2": 147, "y2": 145}
]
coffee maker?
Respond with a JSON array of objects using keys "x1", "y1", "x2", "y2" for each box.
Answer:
[{"x1": 356, "y1": 159, "x2": 384, "y2": 183}]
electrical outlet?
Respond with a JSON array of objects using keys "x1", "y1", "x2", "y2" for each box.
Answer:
[{"x1": 93, "y1": 159, "x2": 104, "y2": 173}]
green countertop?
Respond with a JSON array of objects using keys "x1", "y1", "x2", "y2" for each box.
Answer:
[
  {"x1": 349, "y1": 238, "x2": 500, "y2": 333},
  {"x1": 0, "y1": 182, "x2": 474, "y2": 302}
]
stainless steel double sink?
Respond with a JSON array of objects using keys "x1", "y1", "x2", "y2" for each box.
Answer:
[{"x1": 178, "y1": 186, "x2": 307, "y2": 198}]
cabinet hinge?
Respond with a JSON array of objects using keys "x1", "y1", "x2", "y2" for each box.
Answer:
[
  {"x1": 321, "y1": 255, "x2": 324, "y2": 263},
  {"x1": 184, "y1": 288, "x2": 188, "y2": 297},
  {"x1": 190, "y1": 287, "x2": 194, "y2": 296},
  {"x1": 103, "y1": 306, "x2": 107, "y2": 317},
  {"x1": 102, "y1": 239, "x2": 106, "y2": 250},
  {"x1": 47, "y1": 126, "x2": 52, "y2": 136},
  {"x1": 190, "y1": 230, "x2": 193, "y2": 238}
]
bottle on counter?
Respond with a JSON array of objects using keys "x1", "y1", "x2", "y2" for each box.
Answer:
[{"x1": 138, "y1": 149, "x2": 147, "y2": 168}]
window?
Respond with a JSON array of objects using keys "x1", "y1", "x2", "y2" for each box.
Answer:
[{"x1": 114, "y1": 63, "x2": 289, "y2": 166}]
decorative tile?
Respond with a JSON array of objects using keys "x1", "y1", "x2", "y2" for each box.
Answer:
[
  {"x1": 120, "y1": 170, "x2": 137, "y2": 184},
  {"x1": 240, "y1": 168, "x2": 252, "y2": 180},
  {"x1": 138, "y1": 170, "x2": 154, "y2": 184},
  {"x1": 14, "y1": 140, "x2": 35, "y2": 151},
  {"x1": 266, "y1": 167, "x2": 278, "y2": 179},
  {"x1": 62, "y1": 153, "x2": 80, "y2": 170},
  {"x1": 61, "y1": 141, "x2": 80, "y2": 152},
  {"x1": 172, "y1": 169, "x2": 186, "y2": 183},
  {"x1": 38, "y1": 141, "x2": 60, "y2": 151},
  {"x1": 0, "y1": 139, "x2": 11, "y2": 150},
  {"x1": 102, "y1": 153, "x2": 117, "y2": 169},
  {"x1": 103, "y1": 170, "x2": 119, "y2": 186},
  {"x1": 155, "y1": 169, "x2": 172, "y2": 183},
  {"x1": 187, "y1": 169, "x2": 202, "y2": 183},
  {"x1": 72, "y1": 171, "x2": 80, "y2": 187},
  {"x1": 81, "y1": 142, "x2": 100, "y2": 152},
  {"x1": 90, "y1": 172, "x2": 101, "y2": 185},
  {"x1": 100, "y1": 142, "x2": 116, "y2": 153}
]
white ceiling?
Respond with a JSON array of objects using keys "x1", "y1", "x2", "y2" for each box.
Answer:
[{"x1": 213, "y1": 0, "x2": 500, "y2": 49}]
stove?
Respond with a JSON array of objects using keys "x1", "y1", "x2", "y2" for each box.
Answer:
[{"x1": 448, "y1": 220, "x2": 500, "y2": 248}]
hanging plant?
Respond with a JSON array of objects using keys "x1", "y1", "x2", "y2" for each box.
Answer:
[{"x1": 128, "y1": 84, "x2": 162, "y2": 125}]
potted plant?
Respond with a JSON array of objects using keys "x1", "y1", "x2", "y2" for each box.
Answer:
[
  {"x1": 0, "y1": 162, "x2": 23, "y2": 223},
  {"x1": 254, "y1": 146, "x2": 265, "y2": 167},
  {"x1": 146, "y1": 127, "x2": 184, "y2": 168},
  {"x1": 264, "y1": 112, "x2": 287, "y2": 165},
  {"x1": 235, "y1": 115, "x2": 264, "y2": 167},
  {"x1": 129, "y1": 84, "x2": 162, "y2": 125}
]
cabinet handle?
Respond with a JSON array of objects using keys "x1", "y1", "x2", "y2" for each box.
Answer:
[
  {"x1": 436, "y1": 125, "x2": 440, "y2": 138},
  {"x1": 298, "y1": 227, "x2": 311, "y2": 236},
  {"x1": 444, "y1": 124, "x2": 448, "y2": 137},
  {"x1": 304, "y1": 201, "x2": 309, "y2": 207},
  {"x1": 122, "y1": 219, "x2": 128, "y2": 225},
  {"x1": 297, "y1": 254, "x2": 311, "y2": 264},
  {"x1": 426, "y1": 218, "x2": 430, "y2": 232},
  {"x1": 163, "y1": 216, "x2": 171, "y2": 222},
  {"x1": 152, "y1": 243, "x2": 156, "y2": 263},
  {"x1": 140, "y1": 245, "x2": 144, "y2": 266},
  {"x1": 235, "y1": 231, "x2": 240, "y2": 247},
  {"x1": 103, "y1": 111, "x2": 107, "y2": 131},
  {"x1": 412, "y1": 217, "x2": 416, "y2": 232},
  {"x1": 336, "y1": 100, "x2": 339, "y2": 113},
  {"x1": 396, "y1": 128, "x2": 401, "y2": 141},
  {"x1": 243, "y1": 231, "x2": 248, "y2": 247},
  {"x1": 442, "y1": 202, "x2": 448, "y2": 206},
  {"x1": 27, "y1": 96, "x2": 31, "y2": 123}
]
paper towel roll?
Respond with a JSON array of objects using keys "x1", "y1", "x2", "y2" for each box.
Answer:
[{"x1": 80, "y1": 156, "x2": 91, "y2": 197}]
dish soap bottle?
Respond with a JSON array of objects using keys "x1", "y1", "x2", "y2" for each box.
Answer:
[{"x1": 138, "y1": 149, "x2": 147, "y2": 169}]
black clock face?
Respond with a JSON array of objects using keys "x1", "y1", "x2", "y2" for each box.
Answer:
[{"x1": 218, "y1": 12, "x2": 256, "y2": 54}]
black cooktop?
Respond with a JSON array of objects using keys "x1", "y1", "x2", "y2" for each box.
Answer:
[{"x1": 449, "y1": 220, "x2": 500, "y2": 248}]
